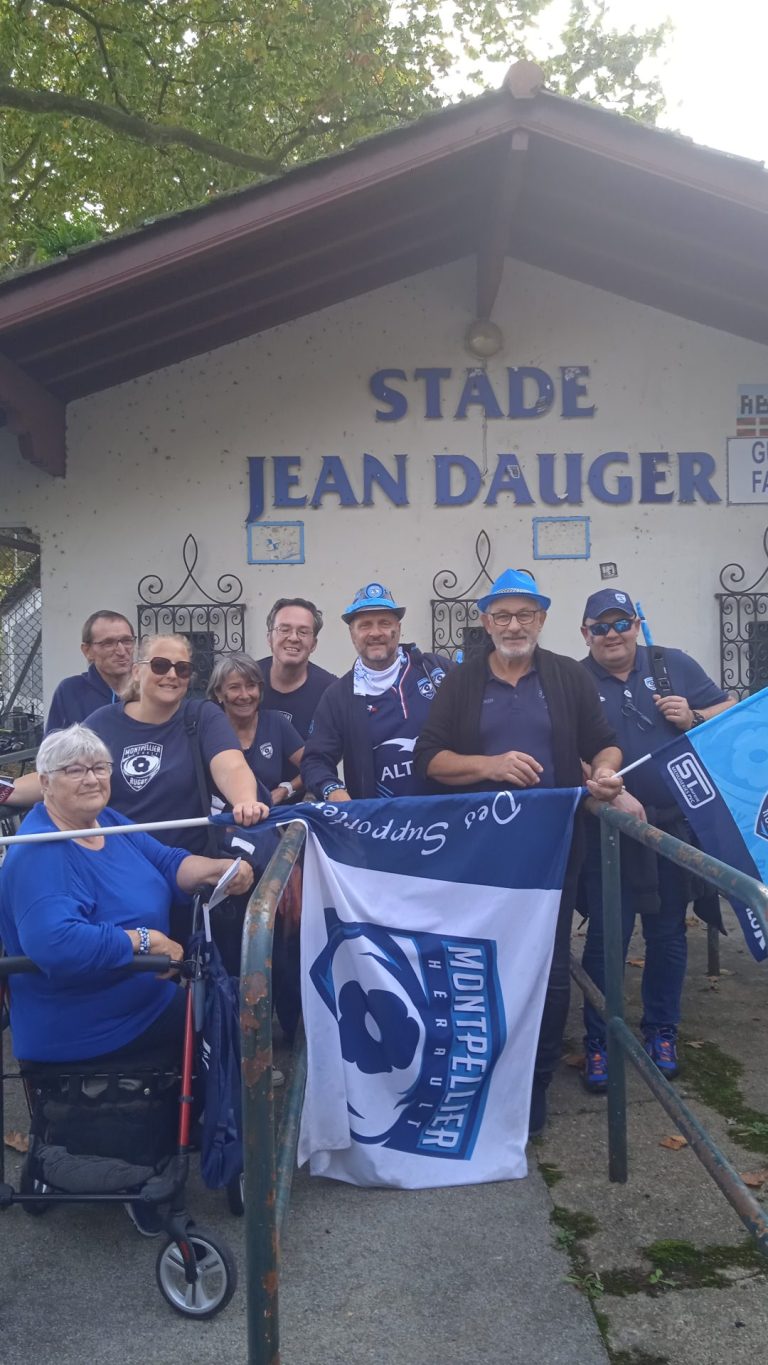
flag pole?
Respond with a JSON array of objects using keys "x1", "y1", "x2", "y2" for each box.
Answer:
[
  {"x1": 0, "y1": 816, "x2": 214, "y2": 847},
  {"x1": 616, "y1": 752, "x2": 652, "y2": 780}
]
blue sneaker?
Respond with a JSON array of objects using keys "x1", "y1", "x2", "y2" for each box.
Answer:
[
  {"x1": 582, "y1": 1041, "x2": 608, "y2": 1094},
  {"x1": 644, "y1": 1029, "x2": 679, "y2": 1078}
]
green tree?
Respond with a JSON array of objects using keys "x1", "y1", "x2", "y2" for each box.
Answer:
[{"x1": 0, "y1": 0, "x2": 666, "y2": 270}]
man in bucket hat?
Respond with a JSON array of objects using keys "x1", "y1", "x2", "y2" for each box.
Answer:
[
  {"x1": 578, "y1": 587, "x2": 733, "y2": 1095},
  {"x1": 414, "y1": 567, "x2": 623, "y2": 1137},
  {"x1": 301, "y1": 583, "x2": 451, "y2": 802}
]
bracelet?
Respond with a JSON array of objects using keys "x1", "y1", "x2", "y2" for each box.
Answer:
[
  {"x1": 279, "y1": 780, "x2": 294, "y2": 796},
  {"x1": 322, "y1": 782, "x2": 346, "y2": 801},
  {"x1": 136, "y1": 926, "x2": 151, "y2": 955}
]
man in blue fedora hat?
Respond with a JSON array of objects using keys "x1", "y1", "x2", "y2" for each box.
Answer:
[
  {"x1": 414, "y1": 567, "x2": 623, "y2": 1137},
  {"x1": 301, "y1": 583, "x2": 451, "y2": 802}
]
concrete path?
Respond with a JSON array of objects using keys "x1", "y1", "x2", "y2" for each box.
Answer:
[{"x1": 0, "y1": 1062, "x2": 606, "y2": 1365}]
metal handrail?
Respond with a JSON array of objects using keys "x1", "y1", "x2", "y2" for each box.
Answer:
[
  {"x1": 585, "y1": 804, "x2": 768, "y2": 1254},
  {"x1": 240, "y1": 820, "x2": 308, "y2": 1365}
]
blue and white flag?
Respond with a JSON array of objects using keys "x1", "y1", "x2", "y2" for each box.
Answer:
[
  {"x1": 292, "y1": 789, "x2": 580, "y2": 1189},
  {"x1": 655, "y1": 688, "x2": 768, "y2": 962}
]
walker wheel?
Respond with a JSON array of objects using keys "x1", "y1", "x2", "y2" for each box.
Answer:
[
  {"x1": 226, "y1": 1171, "x2": 245, "y2": 1217},
  {"x1": 155, "y1": 1224, "x2": 237, "y2": 1318}
]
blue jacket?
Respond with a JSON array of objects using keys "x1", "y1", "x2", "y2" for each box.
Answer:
[
  {"x1": 301, "y1": 646, "x2": 450, "y2": 800},
  {"x1": 46, "y1": 663, "x2": 118, "y2": 733}
]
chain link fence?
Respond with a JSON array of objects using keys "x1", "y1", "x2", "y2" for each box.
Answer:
[{"x1": 0, "y1": 529, "x2": 43, "y2": 751}]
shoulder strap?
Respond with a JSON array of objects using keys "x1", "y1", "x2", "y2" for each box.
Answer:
[{"x1": 184, "y1": 700, "x2": 219, "y2": 857}]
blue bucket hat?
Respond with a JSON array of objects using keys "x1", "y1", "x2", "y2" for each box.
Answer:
[
  {"x1": 582, "y1": 588, "x2": 635, "y2": 623},
  {"x1": 477, "y1": 568, "x2": 551, "y2": 614},
  {"x1": 341, "y1": 582, "x2": 406, "y2": 624}
]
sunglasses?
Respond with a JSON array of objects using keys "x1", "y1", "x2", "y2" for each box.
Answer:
[
  {"x1": 587, "y1": 617, "x2": 636, "y2": 637},
  {"x1": 141, "y1": 657, "x2": 193, "y2": 679},
  {"x1": 620, "y1": 699, "x2": 654, "y2": 732}
]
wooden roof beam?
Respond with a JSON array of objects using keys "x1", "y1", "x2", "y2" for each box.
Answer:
[
  {"x1": 0, "y1": 351, "x2": 66, "y2": 477},
  {"x1": 476, "y1": 128, "x2": 529, "y2": 321}
]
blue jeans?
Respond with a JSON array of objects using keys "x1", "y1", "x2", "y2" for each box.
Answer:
[{"x1": 581, "y1": 842, "x2": 688, "y2": 1044}]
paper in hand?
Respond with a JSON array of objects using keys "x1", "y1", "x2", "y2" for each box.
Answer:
[{"x1": 203, "y1": 857, "x2": 242, "y2": 941}]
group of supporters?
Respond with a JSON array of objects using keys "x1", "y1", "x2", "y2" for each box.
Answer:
[{"x1": 0, "y1": 572, "x2": 733, "y2": 1144}]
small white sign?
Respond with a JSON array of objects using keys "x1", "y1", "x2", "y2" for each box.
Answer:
[{"x1": 727, "y1": 437, "x2": 768, "y2": 504}]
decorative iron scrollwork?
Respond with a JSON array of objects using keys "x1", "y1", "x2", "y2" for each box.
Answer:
[
  {"x1": 136, "y1": 535, "x2": 246, "y2": 691},
  {"x1": 431, "y1": 531, "x2": 495, "y2": 660},
  {"x1": 717, "y1": 529, "x2": 768, "y2": 698}
]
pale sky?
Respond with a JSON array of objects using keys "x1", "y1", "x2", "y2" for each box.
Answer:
[{"x1": 454, "y1": 0, "x2": 768, "y2": 166}]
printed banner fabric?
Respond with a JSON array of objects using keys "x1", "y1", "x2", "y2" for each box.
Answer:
[
  {"x1": 289, "y1": 789, "x2": 580, "y2": 1190},
  {"x1": 654, "y1": 688, "x2": 768, "y2": 962}
]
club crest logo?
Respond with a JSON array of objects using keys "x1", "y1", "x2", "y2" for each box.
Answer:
[
  {"x1": 120, "y1": 742, "x2": 163, "y2": 792},
  {"x1": 755, "y1": 792, "x2": 768, "y2": 842},
  {"x1": 259, "y1": 742, "x2": 274, "y2": 759},
  {"x1": 310, "y1": 908, "x2": 506, "y2": 1160},
  {"x1": 644, "y1": 676, "x2": 656, "y2": 690},
  {"x1": 417, "y1": 676, "x2": 436, "y2": 700}
]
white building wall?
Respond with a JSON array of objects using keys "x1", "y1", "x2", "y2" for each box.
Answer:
[{"x1": 2, "y1": 255, "x2": 767, "y2": 704}]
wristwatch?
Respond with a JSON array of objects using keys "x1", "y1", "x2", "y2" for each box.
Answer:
[
  {"x1": 322, "y1": 781, "x2": 347, "y2": 801},
  {"x1": 278, "y1": 780, "x2": 294, "y2": 797},
  {"x1": 690, "y1": 711, "x2": 706, "y2": 727}
]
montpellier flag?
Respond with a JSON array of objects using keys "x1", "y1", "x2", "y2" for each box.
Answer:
[
  {"x1": 654, "y1": 688, "x2": 768, "y2": 962},
  {"x1": 288, "y1": 789, "x2": 579, "y2": 1190}
]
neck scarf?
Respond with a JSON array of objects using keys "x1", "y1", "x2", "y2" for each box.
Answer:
[{"x1": 353, "y1": 648, "x2": 405, "y2": 696}]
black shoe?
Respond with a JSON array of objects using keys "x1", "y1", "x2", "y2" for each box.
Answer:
[{"x1": 528, "y1": 1080, "x2": 547, "y2": 1139}]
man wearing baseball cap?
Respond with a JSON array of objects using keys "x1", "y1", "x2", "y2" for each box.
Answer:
[
  {"x1": 301, "y1": 583, "x2": 451, "y2": 802},
  {"x1": 414, "y1": 567, "x2": 623, "y2": 1137},
  {"x1": 578, "y1": 587, "x2": 734, "y2": 1093}
]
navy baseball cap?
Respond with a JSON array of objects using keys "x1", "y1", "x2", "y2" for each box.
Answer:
[
  {"x1": 477, "y1": 568, "x2": 551, "y2": 614},
  {"x1": 582, "y1": 588, "x2": 636, "y2": 623},
  {"x1": 341, "y1": 582, "x2": 406, "y2": 624}
]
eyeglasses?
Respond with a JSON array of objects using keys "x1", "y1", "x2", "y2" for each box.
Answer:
[
  {"x1": 89, "y1": 635, "x2": 136, "y2": 651},
  {"x1": 53, "y1": 762, "x2": 113, "y2": 779},
  {"x1": 587, "y1": 618, "x2": 636, "y2": 637},
  {"x1": 141, "y1": 657, "x2": 194, "y2": 678},
  {"x1": 620, "y1": 700, "x2": 654, "y2": 733},
  {"x1": 486, "y1": 609, "x2": 540, "y2": 627},
  {"x1": 271, "y1": 625, "x2": 314, "y2": 639}
]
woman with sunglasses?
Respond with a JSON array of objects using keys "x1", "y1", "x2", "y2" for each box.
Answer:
[{"x1": 84, "y1": 634, "x2": 269, "y2": 853}]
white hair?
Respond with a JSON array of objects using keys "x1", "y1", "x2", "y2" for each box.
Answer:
[{"x1": 36, "y1": 725, "x2": 112, "y2": 776}]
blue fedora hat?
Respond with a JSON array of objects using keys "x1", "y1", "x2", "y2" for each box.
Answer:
[
  {"x1": 477, "y1": 568, "x2": 551, "y2": 614},
  {"x1": 341, "y1": 582, "x2": 406, "y2": 624}
]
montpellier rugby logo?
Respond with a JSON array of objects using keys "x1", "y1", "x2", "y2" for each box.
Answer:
[
  {"x1": 120, "y1": 742, "x2": 162, "y2": 792},
  {"x1": 310, "y1": 908, "x2": 506, "y2": 1160},
  {"x1": 755, "y1": 792, "x2": 768, "y2": 842}
]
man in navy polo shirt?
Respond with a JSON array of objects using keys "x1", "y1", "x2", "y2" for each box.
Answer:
[
  {"x1": 257, "y1": 596, "x2": 337, "y2": 740},
  {"x1": 579, "y1": 588, "x2": 735, "y2": 1092},
  {"x1": 414, "y1": 568, "x2": 623, "y2": 1138},
  {"x1": 301, "y1": 583, "x2": 449, "y2": 802},
  {"x1": 46, "y1": 610, "x2": 136, "y2": 732}
]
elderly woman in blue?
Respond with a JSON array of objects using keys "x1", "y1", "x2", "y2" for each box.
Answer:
[{"x1": 0, "y1": 725, "x2": 253, "y2": 1065}]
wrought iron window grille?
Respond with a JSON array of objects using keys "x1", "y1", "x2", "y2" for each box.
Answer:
[
  {"x1": 717, "y1": 529, "x2": 768, "y2": 699},
  {"x1": 431, "y1": 530, "x2": 495, "y2": 661},
  {"x1": 137, "y1": 534, "x2": 246, "y2": 695}
]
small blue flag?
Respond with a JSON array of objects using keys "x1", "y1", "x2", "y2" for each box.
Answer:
[{"x1": 653, "y1": 689, "x2": 768, "y2": 961}]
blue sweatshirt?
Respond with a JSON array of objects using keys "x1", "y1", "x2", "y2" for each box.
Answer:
[
  {"x1": 46, "y1": 663, "x2": 118, "y2": 733},
  {"x1": 0, "y1": 804, "x2": 188, "y2": 1061}
]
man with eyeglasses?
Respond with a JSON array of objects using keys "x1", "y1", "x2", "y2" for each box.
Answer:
[
  {"x1": 413, "y1": 568, "x2": 623, "y2": 1138},
  {"x1": 301, "y1": 583, "x2": 450, "y2": 802},
  {"x1": 579, "y1": 587, "x2": 734, "y2": 1093},
  {"x1": 257, "y1": 597, "x2": 337, "y2": 740},
  {"x1": 46, "y1": 610, "x2": 137, "y2": 733}
]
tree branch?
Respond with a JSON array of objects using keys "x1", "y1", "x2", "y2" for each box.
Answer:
[
  {"x1": 42, "y1": 0, "x2": 133, "y2": 114},
  {"x1": 0, "y1": 82, "x2": 281, "y2": 174}
]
